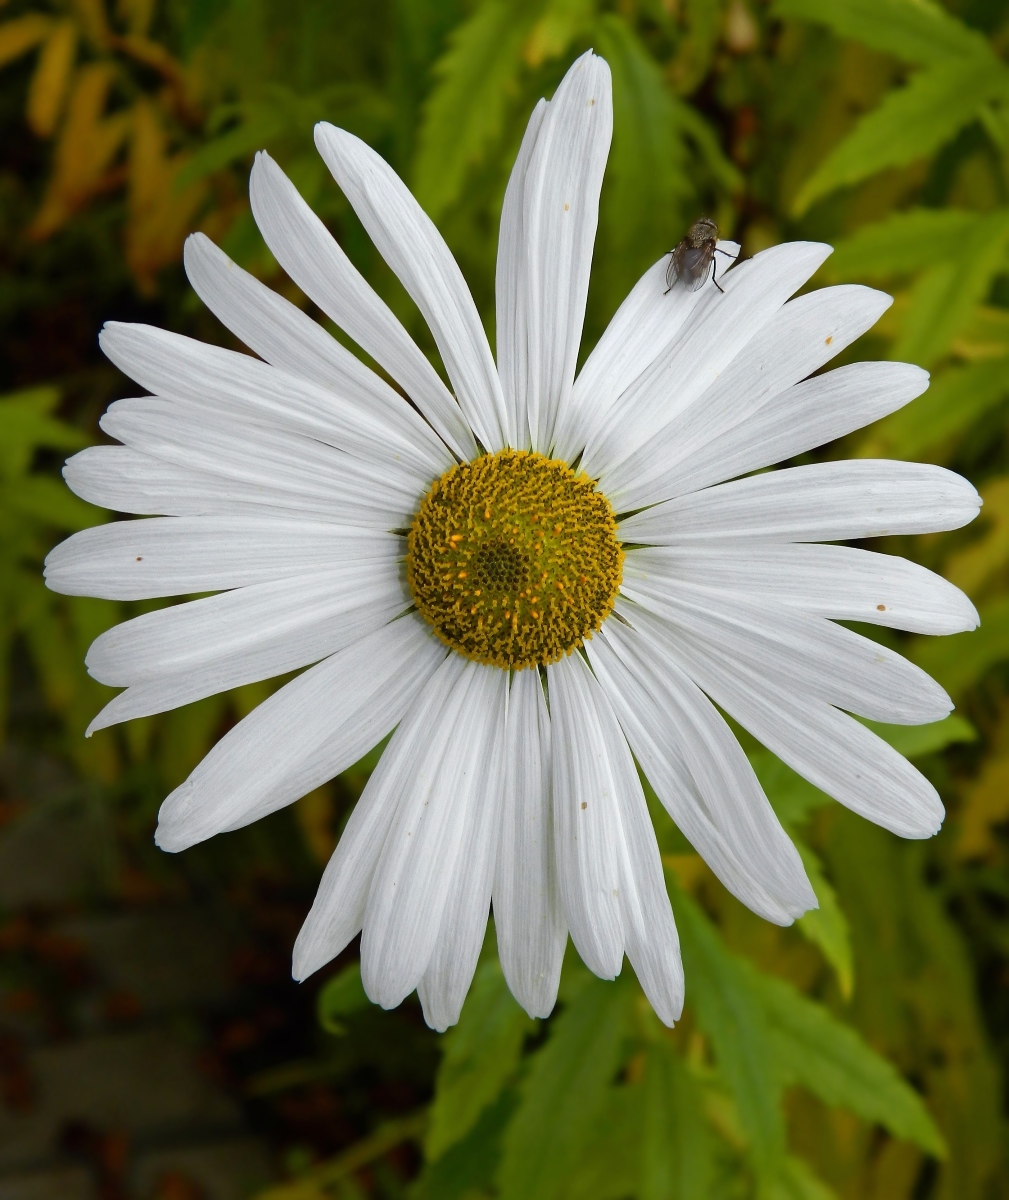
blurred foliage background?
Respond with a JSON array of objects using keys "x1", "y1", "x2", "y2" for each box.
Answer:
[{"x1": 1, "y1": 0, "x2": 1009, "y2": 1197}]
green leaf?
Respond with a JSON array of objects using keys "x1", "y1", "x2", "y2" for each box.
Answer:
[
  {"x1": 750, "y1": 752, "x2": 832, "y2": 829},
  {"x1": 793, "y1": 838, "x2": 854, "y2": 1000},
  {"x1": 641, "y1": 1041, "x2": 718, "y2": 1200},
  {"x1": 412, "y1": 0, "x2": 538, "y2": 219},
  {"x1": 768, "y1": 1155, "x2": 839, "y2": 1200},
  {"x1": 412, "y1": 1090, "x2": 517, "y2": 1200},
  {"x1": 827, "y1": 208, "x2": 979, "y2": 279},
  {"x1": 793, "y1": 58, "x2": 1009, "y2": 215},
  {"x1": 426, "y1": 958, "x2": 532, "y2": 1159},
  {"x1": 773, "y1": 0, "x2": 995, "y2": 67},
  {"x1": 557, "y1": 1085, "x2": 641, "y2": 1200},
  {"x1": 496, "y1": 975, "x2": 632, "y2": 1200},
  {"x1": 750, "y1": 968, "x2": 947, "y2": 1156},
  {"x1": 316, "y1": 962, "x2": 370, "y2": 1034},
  {"x1": 860, "y1": 714, "x2": 977, "y2": 758},
  {"x1": 912, "y1": 597, "x2": 1009, "y2": 697},
  {"x1": 674, "y1": 888, "x2": 785, "y2": 1177}
]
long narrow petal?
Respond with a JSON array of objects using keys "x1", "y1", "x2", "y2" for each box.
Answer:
[
  {"x1": 623, "y1": 580, "x2": 952, "y2": 725},
  {"x1": 419, "y1": 669, "x2": 509, "y2": 1031},
  {"x1": 653, "y1": 361, "x2": 929, "y2": 501},
  {"x1": 620, "y1": 461, "x2": 981, "y2": 545},
  {"x1": 625, "y1": 543, "x2": 979, "y2": 635},
  {"x1": 588, "y1": 623, "x2": 815, "y2": 924},
  {"x1": 315, "y1": 124, "x2": 507, "y2": 452},
  {"x1": 494, "y1": 667, "x2": 565, "y2": 1019},
  {"x1": 45, "y1": 518, "x2": 398, "y2": 599},
  {"x1": 98, "y1": 323, "x2": 434, "y2": 486},
  {"x1": 553, "y1": 242, "x2": 740, "y2": 464},
  {"x1": 603, "y1": 285, "x2": 893, "y2": 508},
  {"x1": 157, "y1": 614, "x2": 445, "y2": 854},
  {"x1": 98, "y1": 397, "x2": 420, "y2": 525},
  {"x1": 582, "y1": 241, "x2": 832, "y2": 478},
  {"x1": 622, "y1": 602, "x2": 944, "y2": 838},
  {"x1": 496, "y1": 98, "x2": 547, "y2": 449},
  {"x1": 360, "y1": 660, "x2": 503, "y2": 1010},
  {"x1": 500, "y1": 51, "x2": 612, "y2": 454},
  {"x1": 183, "y1": 233, "x2": 453, "y2": 475},
  {"x1": 249, "y1": 152, "x2": 476, "y2": 460}
]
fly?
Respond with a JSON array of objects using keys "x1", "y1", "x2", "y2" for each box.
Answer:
[{"x1": 665, "y1": 217, "x2": 737, "y2": 294}]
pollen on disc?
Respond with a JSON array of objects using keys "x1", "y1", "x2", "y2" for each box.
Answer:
[{"x1": 406, "y1": 449, "x2": 624, "y2": 670}]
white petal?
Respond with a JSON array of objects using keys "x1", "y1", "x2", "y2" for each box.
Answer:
[
  {"x1": 315, "y1": 124, "x2": 508, "y2": 452},
  {"x1": 360, "y1": 660, "x2": 503, "y2": 1010},
  {"x1": 98, "y1": 397, "x2": 419, "y2": 526},
  {"x1": 604, "y1": 285, "x2": 893, "y2": 508},
  {"x1": 623, "y1": 580, "x2": 952, "y2": 725},
  {"x1": 419, "y1": 669, "x2": 509, "y2": 1031},
  {"x1": 620, "y1": 461, "x2": 981, "y2": 545},
  {"x1": 494, "y1": 667, "x2": 565, "y2": 1019},
  {"x1": 45, "y1": 517, "x2": 398, "y2": 599},
  {"x1": 548, "y1": 653, "x2": 683, "y2": 1023},
  {"x1": 553, "y1": 242, "x2": 740, "y2": 464},
  {"x1": 622, "y1": 601, "x2": 945, "y2": 838},
  {"x1": 587, "y1": 622, "x2": 815, "y2": 925},
  {"x1": 496, "y1": 51, "x2": 612, "y2": 454},
  {"x1": 653, "y1": 361, "x2": 929, "y2": 500},
  {"x1": 582, "y1": 241, "x2": 832, "y2": 478},
  {"x1": 157, "y1": 613, "x2": 445, "y2": 855},
  {"x1": 183, "y1": 233, "x2": 454, "y2": 475},
  {"x1": 99, "y1": 323, "x2": 433, "y2": 487},
  {"x1": 496, "y1": 98, "x2": 547, "y2": 450},
  {"x1": 249, "y1": 152, "x2": 476, "y2": 460},
  {"x1": 625, "y1": 543, "x2": 979, "y2": 635}
]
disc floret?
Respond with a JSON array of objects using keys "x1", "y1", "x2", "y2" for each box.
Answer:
[{"x1": 407, "y1": 450, "x2": 623, "y2": 670}]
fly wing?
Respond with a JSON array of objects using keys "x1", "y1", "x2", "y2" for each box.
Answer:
[{"x1": 682, "y1": 244, "x2": 713, "y2": 290}]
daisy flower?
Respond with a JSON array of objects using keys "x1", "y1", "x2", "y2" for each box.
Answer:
[{"x1": 45, "y1": 52, "x2": 980, "y2": 1032}]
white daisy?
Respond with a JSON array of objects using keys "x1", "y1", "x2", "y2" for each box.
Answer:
[{"x1": 45, "y1": 52, "x2": 980, "y2": 1032}]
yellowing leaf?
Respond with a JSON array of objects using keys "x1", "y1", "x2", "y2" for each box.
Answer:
[
  {"x1": 794, "y1": 838, "x2": 854, "y2": 1000},
  {"x1": 523, "y1": 0, "x2": 594, "y2": 68},
  {"x1": 0, "y1": 14, "x2": 52, "y2": 67},
  {"x1": 957, "y1": 754, "x2": 1009, "y2": 860},
  {"x1": 117, "y1": 0, "x2": 155, "y2": 36},
  {"x1": 294, "y1": 786, "x2": 336, "y2": 864},
  {"x1": 26, "y1": 19, "x2": 77, "y2": 137}
]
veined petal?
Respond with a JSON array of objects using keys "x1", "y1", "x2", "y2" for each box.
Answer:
[
  {"x1": 554, "y1": 241, "x2": 740, "y2": 463},
  {"x1": 249, "y1": 152, "x2": 476, "y2": 460},
  {"x1": 494, "y1": 666, "x2": 565, "y2": 1019},
  {"x1": 623, "y1": 580, "x2": 952, "y2": 725},
  {"x1": 183, "y1": 233, "x2": 453, "y2": 476},
  {"x1": 604, "y1": 285, "x2": 893, "y2": 508},
  {"x1": 44, "y1": 517, "x2": 398, "y2": 600},
  {"x1": 315, "y1": 124, "x2": 508, "y2": 452},
  {"x1": 652, "y1": 361, "x2": 929, "y2": 501},
  {"x1": 498, "y1": 51, "x2": 612, "y2": 454},
  {"x1": 623, "y1": 602, "x2": 944, "y2": 838},
  {"x1": 360, "y1": 659, "x2": 504, "y2": 1010},
  {"x1": 419, "y1": 668, "x2": 509, "y2": 1031},
  {"x1": 582, "y1": 241, "x2": 832, "y2": 478},
  {"x1": 625, "y1": 543, "x2": 979, "y2": 635},
  {"x1": 588, "y1": 622, "x2": 815, "y2": 925},
  {"x1": 496, "y1": 98, "x2": 547, "y2": 450},
  {"x1": 620, "y1": 461, "x2": 981, "y2": 545},
  {"x1": 157, "y1": 614, "x2": 446, "y2": 855}
]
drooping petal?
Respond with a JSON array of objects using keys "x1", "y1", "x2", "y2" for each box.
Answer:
[
  {"x1": 419, "y1": 669, "x2": 509, "y2": 1031},
  {"x1": 588, "y1": 622, "x2": 815, "y2": 925},
  {"x1": 494, "y1": 667, "x2": 565, "y2": 1019},
  {"x1": 360, "y1": 660, "x2": 505, "y2": 1011},
  {"x1": 44, "y1": 517, "x2": 398, "y2": 600},
  {"x1": 315, "y1": 124, "x2": 508, "y2": 452},
  {"x1": 495, "y1": 51, "x2": 612, "y2": 454},
  {"x1": 183, "y1": 232, "x2": 454, "y2": 475},
  {"x1": 552, "y1": 242, "x2": 740, "y2": 464},
  {"x1": 249, "y1": 152, "x2": 476, "y2": 460},
  {"x1": 603, "y1": 284, "x2": 893, "y2": 509},
  {"x1": 581, "y1": 241, "x2": 832, "y2": 478},
  {"x1": 652, "y1": 361, "x2": 929, "y2": 501},
  {"x1": 157, "y1": 614, "x2": 446, "y2": 855},
  {"x1": 619, "y1": 460, "x2": 981, "y2": 546},
  {"x1": 622, "y1": 580, "x2": 952, "y2": 725},
  {"x1": 622, "y1": 601, "x2": 945, "y2": 838},
  {"x1": 625, "y1": 543, "x2": 978, "y2": 635}
]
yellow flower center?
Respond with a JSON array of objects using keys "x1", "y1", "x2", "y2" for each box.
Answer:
[{"x1": 406, "y1": 449, "x2": 623, "y2": 670}]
